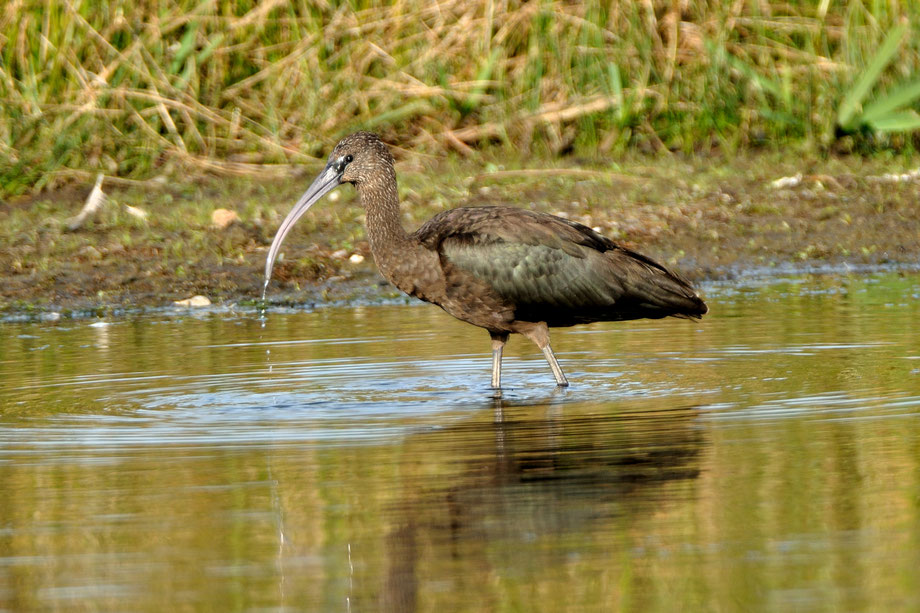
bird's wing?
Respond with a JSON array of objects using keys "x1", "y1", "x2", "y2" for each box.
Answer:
[
  {"x1": 415, "y1": 207, "x2": 705, "y2": 323},
  {"x1": 417, "y1": 206, "x2": 613, "y2": 255}
]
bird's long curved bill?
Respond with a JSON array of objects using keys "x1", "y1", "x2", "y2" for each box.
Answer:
[{"x1": 264, "y1": 163, "x2": 342, "y2": 283}]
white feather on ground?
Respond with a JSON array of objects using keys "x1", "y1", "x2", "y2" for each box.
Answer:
[{"x1": 66, "y1": 174, "x2": 106, "y2": 230}]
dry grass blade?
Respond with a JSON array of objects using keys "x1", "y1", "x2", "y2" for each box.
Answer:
[
  {"x1": 532, "y1": 97, "x2": 621, "y2": 124},
  {"x1": 49, "y1": 169, "x2": 170, "y2": 189},
  {"x1": 474, "y1": 168, "x2": 637, "y2": 182},
  {"x1": 181, "y1": 156, "x2": 300, "y2": 177}
]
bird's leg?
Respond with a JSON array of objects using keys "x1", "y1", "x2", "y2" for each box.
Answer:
[
  {"x1": 489, "y1": 332, "x2": 509, "y2": 389},
  {"x1": 541, "y1": 344, "x2": 569, "y2": 387},
  {"x1": 517, "y1": 322, "x2": 569, "y2": 387}
]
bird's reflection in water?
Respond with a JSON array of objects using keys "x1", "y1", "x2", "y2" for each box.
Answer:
[{"x1": 374, "y1": 400, "x2": 705, "y2": 612}]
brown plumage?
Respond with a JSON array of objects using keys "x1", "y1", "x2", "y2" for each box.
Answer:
[{"x1": 265, "y1": 132, "x2": 708, "y2": 388}]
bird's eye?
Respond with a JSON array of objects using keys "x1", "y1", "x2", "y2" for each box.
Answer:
[{"x1": 344, "y1": 154, "x2": 353, "y2": 164}]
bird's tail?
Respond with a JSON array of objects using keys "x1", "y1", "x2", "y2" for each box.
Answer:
[{"x1": 611, "y1": 247, "x2": 708, "y2": 319}]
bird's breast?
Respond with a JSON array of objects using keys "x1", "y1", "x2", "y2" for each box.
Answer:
[{"x1": 372, "y1": 244, "x2": 447, "y2": 303}]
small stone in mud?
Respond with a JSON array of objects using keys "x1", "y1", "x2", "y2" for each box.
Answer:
[
  {"x1": 211, "y1": 208, "x2": 240, "y2": 229},
  {"x1": 174, "y1": 295, "x2": 211, "y2": 307},
  {"x1": 771, "y1": 174, "x2": 803, "y2": 189},
  {"x1": 125, "y1": 205, "x2": 148, "y2": 221},
  {"x1": 79, "y1": 245, "x2": 103, "y2": 261}
]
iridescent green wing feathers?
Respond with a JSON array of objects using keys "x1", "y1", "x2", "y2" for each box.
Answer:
[{"x1": 415, "y1": 207, "x2": 707, "y2": 325}]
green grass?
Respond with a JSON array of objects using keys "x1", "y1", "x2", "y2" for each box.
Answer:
[{"x1": 1, "y1": 1, "x2": 920, "y2": 198}]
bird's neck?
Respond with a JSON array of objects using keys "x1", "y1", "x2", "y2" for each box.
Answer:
[{"x1": 357, "y1": 170, "x2": 412, "y2": 258}]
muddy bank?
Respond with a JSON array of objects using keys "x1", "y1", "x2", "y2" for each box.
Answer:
[{"x1": 2, "y1": 152, "x2": 919, "y2": 315}]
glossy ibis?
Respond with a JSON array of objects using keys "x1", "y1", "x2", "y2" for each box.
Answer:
[{"x1": 265, "y1": 132, "x2": 707, "y2": 388}]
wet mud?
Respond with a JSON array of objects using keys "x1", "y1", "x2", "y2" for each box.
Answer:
[{"x1": 2, "y1": 154, "x2": 918, "y2": 315}]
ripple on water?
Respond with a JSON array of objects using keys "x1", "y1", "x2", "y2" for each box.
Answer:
[{"x1": 2, "y1": 273, "x2": 920, "y2": 452}]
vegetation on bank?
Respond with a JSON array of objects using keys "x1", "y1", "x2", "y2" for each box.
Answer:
[{"x1": 2, "y1": 1, "x2": 920, "y2": 198}]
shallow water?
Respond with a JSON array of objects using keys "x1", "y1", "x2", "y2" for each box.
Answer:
[{"x1": 2, "y1": 272, "x2": 920, "y2": 612}]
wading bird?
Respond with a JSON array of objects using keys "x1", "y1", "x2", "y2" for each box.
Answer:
[{"x1": 265, "y1": 132, "x2": 707, "y2": 388}]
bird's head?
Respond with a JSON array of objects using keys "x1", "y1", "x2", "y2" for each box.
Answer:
[
  {"x1": 331, "y1": 131, "x2": 394, "y2": 186},
  {"x1": 264, "y1": 132, "x2": 392, "y2": 284}
]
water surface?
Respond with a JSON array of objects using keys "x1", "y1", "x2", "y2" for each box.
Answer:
[{"x1": 2, "y1": 273, "x2": 920, "y2": 611}]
